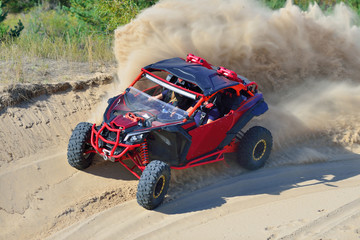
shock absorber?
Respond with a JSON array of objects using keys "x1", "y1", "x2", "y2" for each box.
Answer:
[{"x1": 140, "y1": 139, "x2": 149, "y2": 165}]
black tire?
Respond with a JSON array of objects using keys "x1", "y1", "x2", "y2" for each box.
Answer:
[
  {"x1": 67, "y1": 122, "x2": 95, "y2": 170},
  {"x1": 137, "y1": 160, "x2": 171, "y2": 210},
  {"x1": 237, "y1": 126, "x2": 272, "y2": 170}
]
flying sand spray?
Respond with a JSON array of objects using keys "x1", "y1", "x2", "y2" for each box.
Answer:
[{"x1": 112, "y1": 0, "x2": 360, "y2": 188}]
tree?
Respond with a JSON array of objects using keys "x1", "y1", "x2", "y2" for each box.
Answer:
[
  {"x1": 67, "y1": 0, "x2": 158, "y2": 34},
  {"x1": 0, "y1": 0, "x2": 70, "y2": 13}
]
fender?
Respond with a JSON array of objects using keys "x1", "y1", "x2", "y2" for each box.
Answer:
[{"x1": 218, "y1": 98, "x2": 268, "y2": 149}]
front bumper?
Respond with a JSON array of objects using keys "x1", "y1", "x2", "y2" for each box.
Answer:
[{"x1": 90, "y1": 123, "x2": 140, "y2": 160}]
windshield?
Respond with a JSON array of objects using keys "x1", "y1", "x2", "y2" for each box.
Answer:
[{"x1": 122, "y1": 87, "x2": 189, "y2": 123}]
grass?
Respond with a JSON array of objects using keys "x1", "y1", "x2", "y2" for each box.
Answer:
[
  {"x1": 1, "y1": 6, "x2": 114, "y2": 62},
  {"x1": 1, "y1": 33, "x2": 113, "y2": 62},
  {"x1": 0, "y1": 5, "x2": 115, "y2": 83}
]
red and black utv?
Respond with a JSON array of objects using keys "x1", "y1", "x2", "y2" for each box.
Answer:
[{"x1": 67, "y1": 54, "x2": 272, "y2": 210}]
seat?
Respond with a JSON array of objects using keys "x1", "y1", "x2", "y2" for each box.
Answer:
[{"x1": 213, "y1": 89, "x2": 244, "y2": 116}]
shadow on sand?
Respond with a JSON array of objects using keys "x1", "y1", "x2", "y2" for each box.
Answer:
[
  {"x1": 84, "y1": 155, "x2": 139, "y2": 181},
  {"x1": 156, "y1": 154, "x2": 360, "y2": 214}
]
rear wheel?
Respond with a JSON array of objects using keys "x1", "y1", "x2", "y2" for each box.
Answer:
[
  {"x1": 67, "y1": 122, "x2": 95, "y2": 170},
  {"x1": 137, "y1": 160, "x2": 171, "y2": 210},
  {"x1": 237, "y1": 126, "x2": 272, "y2": 170}
]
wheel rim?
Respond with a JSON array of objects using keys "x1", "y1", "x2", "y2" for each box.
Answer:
[
  {"x1": 153, "y1": 175, "x2": 166, "y2": 199},
  {"x1": 252, "y1": 139, "x2": 266, "y2": 161}
]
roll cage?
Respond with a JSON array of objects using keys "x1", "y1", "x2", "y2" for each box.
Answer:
[{"x1": 129, "y1": 67, "x2": 258, "y2": 121}]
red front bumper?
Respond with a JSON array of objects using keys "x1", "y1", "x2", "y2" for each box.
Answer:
[{"x1": 90, "y1": 123, "x2": 140, "y2": 160}]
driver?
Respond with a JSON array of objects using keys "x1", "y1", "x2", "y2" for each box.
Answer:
[
  {"x1": 153, "y1": 75, "x2": 193, "y2": 110},
  {"x1": 187, "y1": 100, "x2": 220, "y2": 126}
]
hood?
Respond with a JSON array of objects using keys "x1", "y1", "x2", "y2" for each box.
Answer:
[{"x1": 110, "y1": 115, "x2": 138, "y2": 130}]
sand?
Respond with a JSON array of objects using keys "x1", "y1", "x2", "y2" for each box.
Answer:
[
  {"x1": 0, "y1": 77, "x2": 138, "y2": 240},
  {"x1": 0, "y1": 74, "x2": 359, "y2": 240},
  {"x1": 49, "y1": 159, "x2": 360, "y2": 240},
  {"x1": 2, "y1": 0, "x2": 360, "y2": 239}
]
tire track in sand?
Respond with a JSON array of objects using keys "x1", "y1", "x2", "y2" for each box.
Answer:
[{"x1": 280, "y1": 197, "x2": 360, "y2": 240}]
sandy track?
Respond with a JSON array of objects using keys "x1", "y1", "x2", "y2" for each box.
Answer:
[
  {"x1": 0, "y1": 150, "x2": 138, "y2": 240},
  {"x1": 0, "y1": 78, "x2": 138, "y2": 240},
  {"x1": 1, "y1": 77, "x2": 359, "y2": 240},
  {"x1": 49, "y1": 158, "x2": 360, "y2": 240}
]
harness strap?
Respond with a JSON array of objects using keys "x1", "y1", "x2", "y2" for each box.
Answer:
[{"x1": 198, "y1": 103, "x2": 215, "y2": 125}]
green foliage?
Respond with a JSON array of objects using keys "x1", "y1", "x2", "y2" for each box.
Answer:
[
  {"x1": 67, "y1": 0, "x2": 158, "y2": 34},
  {"x1": 0, "y1": 1, "x2": 8, "y2": 22},
  {"x1": 263, "y1": 0, "x2": 360, "y2": 12},
  {"x1": 264, "y1": 0, "x2": 287, "y2": 9},
  {"x1": 25, "y1": 6, "x2": 91, "y2": 40},
  {"x1": 262, "y1": 0, "x2": 319, "y2": 10},
  {"x1": 0, "y1": 26, "x2": 8, "y2": 41},
  {"x1": 345, "y1": 0, "x2": 360, "y2": 15},
  {"x1": 1, "y1": 0, "x2": 70, "y2": 13},
  {"x1": 8, "y1": 20, "x2": 24, "y2": 38},
  {"x1": 1, "y1": 0, "x2": 38, "y2": 13},
  {"x1": 1, "y1": 5, "x2": 114, "y2": 62},
  {"x1": 0, "y1": 1, "x2": 24, "y2": 42}
]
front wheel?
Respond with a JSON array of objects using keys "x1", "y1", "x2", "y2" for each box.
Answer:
[
  {"x1": 237, "y1": 126, "x2": 273, "y2": 170},
  {"x1": 67, "y1": 122, "x2": 95, "y2": 170},
  {"x1": 136, "y1": 160, "x2": 171, "y2": 210}
]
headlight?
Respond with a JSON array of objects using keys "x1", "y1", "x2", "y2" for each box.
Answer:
[
  {"x1": 124, "y1": 133, "x2": 146, "y2": 143},
  {"x1": 129, "y1": 134, "x2": 144, "y2": 142}
]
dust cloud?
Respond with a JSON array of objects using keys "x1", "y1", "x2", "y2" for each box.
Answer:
[{"x1": 113, "y1": 0, "x2": 360, "y2": 187}]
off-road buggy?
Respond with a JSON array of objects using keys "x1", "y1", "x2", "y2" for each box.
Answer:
[{"x1": 67, "y1": 54, "x2": 272, "y2": 210}]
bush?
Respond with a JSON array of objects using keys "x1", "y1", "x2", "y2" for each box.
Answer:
[
  {"x1": 25, "y1": 6, "x2": 91, "y2": 40},
  {"x1": 0, "y1": 1, "x2": 24, "y2": 42},
  {"x1": 1, "y1": 0, "x2": 38, "y2": 13},
  {"x1": 67, "y1": 0, "x2": 158, "y2": 34},
  {"x1": 1, "y1": 0, "x2": 70, "y2": 13},
  {"x1": 0, "y1": 1, "x2": 9, "y2": 39},
  {"x1": 263, "y1": 0, "x2": 359, "y2": 12}
]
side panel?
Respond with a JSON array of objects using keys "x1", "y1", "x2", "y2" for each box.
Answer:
[
  {"x1": 186, "y1": 114, "x2": 235, "y2": 160},
  {"x1": 186, "y1": 93, "x2": 267, "y2": 160},
  {"x1": 147, "y1": 127, "x2": 191, "y2": 166}
]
